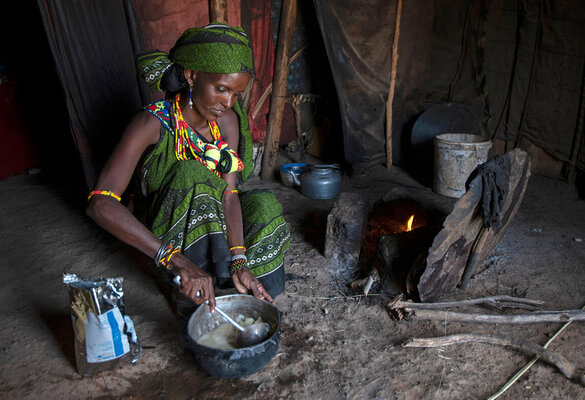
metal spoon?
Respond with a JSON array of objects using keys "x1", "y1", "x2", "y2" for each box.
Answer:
[
  {"x1": 211, "y1": 303, "x2": 271, "y2": 347},
  {"x1": 173, "y1": 276, "x2": 270, "y2": 346}
]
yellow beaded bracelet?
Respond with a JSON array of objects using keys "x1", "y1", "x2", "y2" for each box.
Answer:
[
  {"x1": 87, "y1": 190, "x2": 121, "y2": 202},
  {"x1": 159, "y1": 247, "x2": 181, "y2": 269},
  {"x1": 229, "y1": 245, "x2": 246, "y2": 253}
]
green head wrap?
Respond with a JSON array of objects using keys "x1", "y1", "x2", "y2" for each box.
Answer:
[
  {"x1": 170, "y1": 24, "x2": 254, "y2": 75},
  {"x1": 136, "y1": 24, "x2": 255, "y2": 182},
  {"x1": 136, "y1": 24, "x2": 254, "y2": 91}
]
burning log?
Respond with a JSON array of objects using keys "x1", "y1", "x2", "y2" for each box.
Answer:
[
  {"x1": 377, "y1": 225, "x2": 439, "y2": 297},
  {"x1": 341, "y1": 195, "x2": 435, "y2": 295},
  {"x1": 339, "y1": 193, "x2": 443, "y2": 296}
]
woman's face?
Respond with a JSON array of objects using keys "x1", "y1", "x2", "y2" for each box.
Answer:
[{"x1": 190, "y1": 71, "x2": 251, "y2": 122}]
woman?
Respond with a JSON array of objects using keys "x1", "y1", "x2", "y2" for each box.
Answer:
[{"x1": 87, "y1": 24, "x2": 290, "y2": 316}]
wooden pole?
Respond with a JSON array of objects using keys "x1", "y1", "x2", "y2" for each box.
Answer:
[
  {"x1": 385, "y1": 0, "x2": 403, "y2": 170},
  {"x1": 261, "y1": 0, "x2": 298, "y2": 180},
  {"x1": 209, "y1": 0, "x2": 228, "y2": 24}
]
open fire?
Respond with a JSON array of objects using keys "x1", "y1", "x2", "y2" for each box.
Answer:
[
  {"x1": 324, "y1": 192, "x2": 436, "y2": 291},
  {"x1": 360, "y1": 200, "x2": 427, "y2": 264},
  {"x1": 328, "y1": 149, "x2": 529, "y2": 300},
  {"x1": 406, "y1": 214, "x2": 414, "y2": 232}
]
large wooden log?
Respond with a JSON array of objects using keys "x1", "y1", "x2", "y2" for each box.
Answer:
[
  {"x1": 260, "y1": 0, "x2": 297, "y2": 180},
  {"x1": 417, "y1": 149, "x2": 531, "y2": 301},
  {"x1": 325, "y1": 192, "x2": 369, "y2": 283}
]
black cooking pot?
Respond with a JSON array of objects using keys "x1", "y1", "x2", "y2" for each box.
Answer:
[{"x1": 185, "y1": 294, "x2": 281, "y2": 378}]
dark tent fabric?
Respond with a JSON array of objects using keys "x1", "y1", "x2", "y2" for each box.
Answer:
[
  {"x1": 35, "y1": 0, "x2": 585, "y2": 182},
  {"x1": 449, "y1": 0, "x2": 585, "y2": 169},
  {"x1": 312, "y1": 0, "x2": 435, "y2": 168},
  {"x1": 312, "y1": 0, "x2": 585, "y2": 173},
  {"x1": 38, "y1": 0, "x2": 146, "y2": 188},
  {"x1": 312, "y1": 0, "x2": 395, "y2": 168}
]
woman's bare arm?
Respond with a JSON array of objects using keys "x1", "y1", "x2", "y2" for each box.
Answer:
[
  {"x1": 219, "y1": 110, "x2": 273, "y2": 303},
  {"x1": 87, "y1": 111, "x2": 216, "y2": 310}
]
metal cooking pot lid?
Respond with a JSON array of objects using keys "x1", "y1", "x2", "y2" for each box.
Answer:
[{"x1": 411, "y1": 103, "x2": 486, "y2": 149}]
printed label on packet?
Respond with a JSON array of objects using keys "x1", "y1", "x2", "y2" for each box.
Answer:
[{"x1": 85, "y1": 307, "x2": 130, "y2": 363}]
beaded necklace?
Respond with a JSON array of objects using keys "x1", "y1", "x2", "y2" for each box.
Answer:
[
  {"x1": 172, "y1": 93, "x2": 220, "y2": 162},
  {"x1": 171, "y1": 93, "x2": 243, "y2": 177}
]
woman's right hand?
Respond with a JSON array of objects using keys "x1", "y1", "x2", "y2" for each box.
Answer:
[
  {"x1": 231, "y1": 267, "x2": 274, "y2": 303},
  {"x1": 170, "y1": 253, "x2": 216, "y2": 312}
]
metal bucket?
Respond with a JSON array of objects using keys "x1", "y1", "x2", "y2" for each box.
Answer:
[
  {"x1": 185, "y1": 294, "x2": 281, "y2": 378},
  {"x1": 433, "y1": 133, "x2": 492, "y2": 198}
]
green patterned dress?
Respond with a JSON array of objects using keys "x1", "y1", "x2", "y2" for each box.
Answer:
[{"x1": 138, "y1": 99, "x2": 289, "y2": 296}]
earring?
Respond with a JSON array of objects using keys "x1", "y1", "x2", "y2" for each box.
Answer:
[{"x1": 188, "y1": 85, "x2": 193, "y2": 109}]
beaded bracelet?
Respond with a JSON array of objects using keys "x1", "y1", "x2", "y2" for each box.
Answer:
[
  {"x1": 160, "y1": 247, "x2": 180, "y2": 269},
  {"x1": 154, "y1": 241, "x2": 169, "y2": 266},
  {"x1": 229, "y1": 258, "x2": 248, "y2": 275},
  {"x1": 229, "y1": 245, "x2": 246, "y2": 253},
  {"x1": 224, "y1": 189, "x2": 238, "y2": 195},
  {"x1": 154, "y1": 242, "x2": 180, "y2": 270},
  {"x1": 231, "y1": 254, "x2": 247, "y2": 262},
  {"x1": 87, "y1": 190, "x2": 121, "y2": 202}
]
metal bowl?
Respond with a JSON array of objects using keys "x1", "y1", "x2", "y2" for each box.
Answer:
[
  {"x1": 280, "y1": 163, "x2": 306, "y2": 187},
  {"x1": 185, "y1": 294, "x2": 281, "y2": 378}
]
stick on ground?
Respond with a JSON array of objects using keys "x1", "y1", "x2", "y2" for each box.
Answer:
[
  {"x1": 402, "y1": 333, "x2": 585, "y2": 386},
  {"x1": 391, "y1": 308, "x2": 585, "y2": 324},
  {"x1": 388, "y1": 294, "x2": 545, "y2": 311}
]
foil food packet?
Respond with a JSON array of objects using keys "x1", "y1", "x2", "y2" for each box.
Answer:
[{"x1": 63, "y1": 273, "x2": 141, "y2": 376}]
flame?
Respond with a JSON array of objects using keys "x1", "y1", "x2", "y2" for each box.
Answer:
[{"x1": 406, "y1": 214, "x2": 414, "y2": 232}]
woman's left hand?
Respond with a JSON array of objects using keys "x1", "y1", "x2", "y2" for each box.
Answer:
[{"x1": 231, "y1": 268, "x2": 274, "y2": 303}]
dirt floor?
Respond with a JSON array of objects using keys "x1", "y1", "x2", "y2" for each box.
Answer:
[{"x1": 1, "y1": 160, "x2": 585, "y2": 400}]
